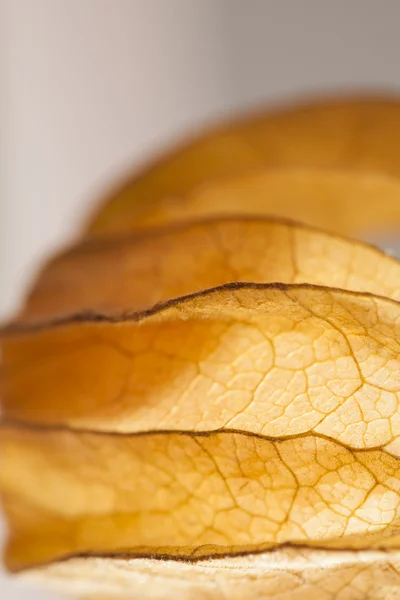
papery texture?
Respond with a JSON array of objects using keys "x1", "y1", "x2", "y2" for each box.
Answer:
[
  {"x1": 18, "y1": 217, "x2": 400, "y2": 325},
  {"x1": 3, "y1": 285, "x2": 400, "y2": 449},
  {"x1": 3, "y1": 425, "x2": 400, "y2": 573}
]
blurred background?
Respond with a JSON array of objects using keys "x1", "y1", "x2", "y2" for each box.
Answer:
[{"x1": 2, "y1": 0, "x2": 400, "y2": 598}]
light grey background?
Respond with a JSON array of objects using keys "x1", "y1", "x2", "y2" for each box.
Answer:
[{"x1": 2, "y1": 1, "x2": 400, "y2": 598}]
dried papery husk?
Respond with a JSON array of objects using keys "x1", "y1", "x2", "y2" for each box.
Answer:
[
  {"x1": 3, "y1": 95, "x2": 400, "y2": 600},
  {"x1": 17, "y1": 216, "x2": 400, "y2": 326},
  {"x1": 95, "y1": 169, "x2": 400, "y2": 239},
  {"x1": 86, "y1": 95, "x2": 400, "y2": 238},
  {"x1": 3, "y1": 423, "x2": 400, "y2": 575}
]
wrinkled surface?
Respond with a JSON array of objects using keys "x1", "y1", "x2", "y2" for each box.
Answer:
[
  {"x1": 18, "y1": 217, "x2": 400, "y2": 325},
  {"x1": 3, "y1": 94, "x2": 400, "y2": 600},
  {"x1": 3, "y1": 425, "x2": 400, "y2": 574},
  {"x1": 4, "y1": 285, "x2": 400, "y2": 451},
  {"x1": 87, "y1": 95, "x2": 400, "y2": 237}
]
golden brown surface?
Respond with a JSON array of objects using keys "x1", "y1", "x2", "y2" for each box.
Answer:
[
  {"x1": 87, "y1": 95, "x2": 400, "y2": 237},
  {"x1": 106, "y1": 169, "x2": 400, "y2": 238},
  {"x1": 19, "y1": 217, "x2": 400, "y2": 325},
  {"x1": 3, "y1": 94, "x2": 400, "y2": 599},
  {"x1": 4, "y1": 285, "x2": 400, "y2": 446},
  {"x1": 3, "y1": 425, "x2": 400, "y2": 573}
]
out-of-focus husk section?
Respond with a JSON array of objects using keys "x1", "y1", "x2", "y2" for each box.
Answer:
[
  {"x1": 103, "y1": 169, "x2": 400, "y2": 238},
  {"x1": 86, "y1": 95, "x2": 400, "y2": 238}
]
